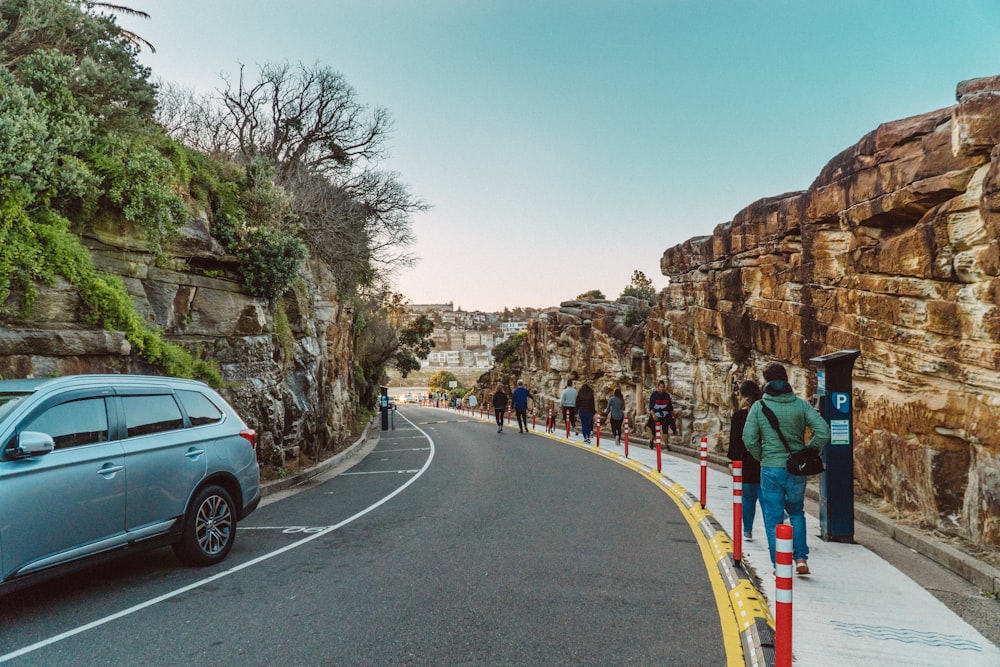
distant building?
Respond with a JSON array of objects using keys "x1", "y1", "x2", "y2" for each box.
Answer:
[{"x1": 500, "y1": 321, "x2": 528, "y2": 338}]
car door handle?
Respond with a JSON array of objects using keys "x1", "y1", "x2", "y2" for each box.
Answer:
[
  {"x1": 185, "y1": 447, "x2": 205, "y2": 460},
  {"x1": 98, "y1": 462, "x2": 124, "y2": 478}
]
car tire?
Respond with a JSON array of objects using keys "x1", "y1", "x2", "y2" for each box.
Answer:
[{"x1": 173, "y1": 484, "x2": 236, "y2": 566}]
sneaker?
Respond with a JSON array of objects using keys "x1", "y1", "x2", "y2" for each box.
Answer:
[
  {"x1": 743, "y1": 531, "x2": 752, "y2": 541},
  {"x1": 795, "y1": 559, "x2": 810, "y2": 575}
]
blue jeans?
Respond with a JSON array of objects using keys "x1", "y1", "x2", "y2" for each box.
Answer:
[
  {"x1": 742, "y1": 482, "x2": 760, "y2": 535},
  {"x1": 579, "y1": 412, "x2": 594, "y2": 439},
  {"x1": 760, "y1": 467, "x2": 808, "y2": 564}
]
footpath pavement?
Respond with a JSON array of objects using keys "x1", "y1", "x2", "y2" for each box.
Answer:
[{"x1": 446, "y1": 407, "x2": 1000, "y2": 666}]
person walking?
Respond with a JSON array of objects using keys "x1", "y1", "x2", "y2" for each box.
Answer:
[
  {"x1": 742, "y1": 363, "x2": 830, "y2": 575},
  {"x1": 560, "y1": 379, "x2": 578, "y2": 435},
  {"x1": 647, "y1": 380, "x2": 677, "y2": 449},
  {"x1": 605, "y1": 388, "x2": 626, "y2": 445},
  {"x1": 511, "y1": 379, "x2": 534, "y2": 433},
  {"x1": 467, "y1": 392, "x2": 478, "y2": 413},
  {"x1": 492, "y1": 385, "x2": 508, "y2": 433},
  {"x1": 577, "y1": 385, "x2": 596, "y2": 444},
  {"x1": 727, "y1": 380, "x2": 763, "y2": 541}
]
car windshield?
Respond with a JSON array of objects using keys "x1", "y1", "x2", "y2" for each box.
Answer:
[{"x1": 0, "y1": 393, "x2": 29, "y2": 421}]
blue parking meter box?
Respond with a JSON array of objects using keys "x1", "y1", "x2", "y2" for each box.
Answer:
[
  {"x1": 379, "y1": 386, "x2": 390, "y2": 431},
  {"x1": 811, "y1": 350, "x2": 861, "y2": 543}
]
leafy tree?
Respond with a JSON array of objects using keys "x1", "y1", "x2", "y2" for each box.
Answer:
[
  {"x1": 620, "y1": 270, "x2": 657, "y2": 301},
  {"x1": 428, "y1": 370, "x2": 459, "y2": 394},
  {"x1": 576, "y1": 289, "x2": 605, "y2": 301},
  {"x1": 392, "y1": 314, "x2": 434, "y2": 377}
]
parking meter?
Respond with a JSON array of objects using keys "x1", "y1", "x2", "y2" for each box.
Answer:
[
  {"x1": 379, "y1": 386, "x2": 389, "y2": 431},
  {"x1": 810, "y1": 350, "x2": 861, "y2": 543}
]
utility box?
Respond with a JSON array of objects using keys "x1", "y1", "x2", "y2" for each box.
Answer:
[
  {"x1": 811, "y1": 349, "x2": 861, "y2": 543},
  {"x1": 379, "y1": 386, "x2": 390, "y2": 431}
]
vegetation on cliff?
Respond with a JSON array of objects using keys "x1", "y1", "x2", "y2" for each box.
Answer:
[{"x1": 1, "y1": 1, "x2": 426, "y2": 399}]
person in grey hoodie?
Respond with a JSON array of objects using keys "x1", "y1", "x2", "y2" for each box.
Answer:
[{"x1": 742, "y1": 363, "x2": 830, "y2": 575}]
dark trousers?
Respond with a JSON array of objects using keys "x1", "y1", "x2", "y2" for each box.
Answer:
[
  {"x1": 562, "y1": 407, "x2": 577, "y2": 428},
  {"x1": 610, "y1": 417, "x2": 623, "y2": 438},
  {"x1": 516, "y1": 408, "x2": 529, "y2": 430},
  {"x1": 495, "y1": 408, "x2": 505, "y2": 426}
]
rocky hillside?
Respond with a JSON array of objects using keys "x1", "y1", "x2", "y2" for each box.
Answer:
[
  {"x1": 484, "y1": 76, "x2": 1000, "y2": 547},
  {"x1": 0, "y1": 211, "x2": 359, "y2": 473}
]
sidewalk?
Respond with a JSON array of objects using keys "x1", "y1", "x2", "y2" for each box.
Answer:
[{"x1": 458, "y1": 408, "x2": 1000, "y2": 666}]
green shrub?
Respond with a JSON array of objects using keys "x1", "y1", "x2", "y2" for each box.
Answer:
[{"x1": 234, "y1": 226, "x2": 307, "y2": 300}]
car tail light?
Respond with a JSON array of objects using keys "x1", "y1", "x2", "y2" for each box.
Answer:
[{"x1": 239, "y1": 429, "x2": 257, "y2": 449}]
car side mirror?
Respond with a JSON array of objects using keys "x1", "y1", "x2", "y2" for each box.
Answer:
[{"x1": 11, "y1": 431, "x2": 55, "y2": 458}]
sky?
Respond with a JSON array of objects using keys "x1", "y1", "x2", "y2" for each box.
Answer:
[{"x1": 125, "y1": 0, "x2": 1000, "y2": 312}]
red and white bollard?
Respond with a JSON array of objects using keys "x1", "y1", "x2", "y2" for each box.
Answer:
[
  {"x1": 733, "y1": 461, "x2": 743, "y2": 562},
  {"x1": 700, "y1": 436, "x2": 709, "y2": 509},
  {"x1": 507, "y1": 405, "x2": 512, "y2": 424},
  {"x1": 595, "y1": 413, "x2": 601, "y2": 447},
  {"x1": 565, "y1": 409, "x2": 571, "y2": 439},
  {"x1": 532, "y1": 407, "x2": 536, "y2": 431},
  {"x1": 655, "y1": 422, "x2": 662, "y2": 472},
  {"x1": 775, "y1": 524, "x2": 794, "y2": 667},
  {"x1": 624, "y1": 415, "x2": 630, "y2": 457},
  {"x1": 547, "y1": 407, "x2": 553, "y2": 433}
]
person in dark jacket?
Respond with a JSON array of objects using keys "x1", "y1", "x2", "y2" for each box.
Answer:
[
  {"x1": 604, "y1": 388, "x2": 626, "y2": 445},
  {"x1": 647, "y1": 380, "x2": 677, "y2": 449},
  {"x1": 492, "y1": 385, "x2": 508, "y2": 433},
  {"x1": 511, "y1": 379, "x2": 534, "y2": 433},
  {"x1": 727, "y1": 380, "x2": 763, "y2": 541},
  {"x1": 577, "y1": 385, "x2": 597, "y2": 444}
]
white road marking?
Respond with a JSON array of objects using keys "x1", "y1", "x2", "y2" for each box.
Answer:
[
  {"x1": 338, "y1": 469, "x2": 420, "y2": 476},
  {"x1": 0, "y1": 413, "x2": 435, "y2": 663}
]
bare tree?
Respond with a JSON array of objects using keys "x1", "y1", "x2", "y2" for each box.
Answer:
[
  {"x1": 217, "y1": 62, "x2": 391, "y2": 183},
  {"x1": 157, "y1": 60, "x2": 426, "y2": 292}
]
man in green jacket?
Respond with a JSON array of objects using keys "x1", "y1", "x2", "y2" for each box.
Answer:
[{"x1": 742, "y1": 363, "x2": 830, "y2": 575}]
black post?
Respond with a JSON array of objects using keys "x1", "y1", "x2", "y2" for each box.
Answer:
[
  {"x1": 810, "y1": 350, "x2": 861, "y2": 543},
  {"x1": 379, "y1": 386, "x2": 389, "y2": 431}
]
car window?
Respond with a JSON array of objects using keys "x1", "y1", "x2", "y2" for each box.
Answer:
[
  {"x1": 176, "y1": 389, "x2": 224, "y2": 426},
  {"x1": 22, "y1": 397, "x2": 110, "y2": 449},
  {"x1": 122, "y1": 394, "x2": 184, "y2": 438},
  {"x1": 0, "y1": 392, "x2": 29, "y2": 421}
]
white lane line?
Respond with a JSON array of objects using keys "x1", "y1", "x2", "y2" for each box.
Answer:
[
  {"x1": 0, "y1": 413, "x2": 435, "y2": 663},
  {"x1": 376, "y1": 447, "x2": 431, "y2": 452},
  {"x1": 339, "y1": 469, "x2": 420, "y2": 476}
]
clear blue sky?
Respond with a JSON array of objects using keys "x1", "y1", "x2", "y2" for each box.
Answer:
[{"x1": 129, "y1": 0, "x2": 1000, "y2": 312}]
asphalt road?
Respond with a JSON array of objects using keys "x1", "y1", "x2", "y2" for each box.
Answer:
[{"x1": 0, "y1": 405, "x2": 728, "y2": 665}]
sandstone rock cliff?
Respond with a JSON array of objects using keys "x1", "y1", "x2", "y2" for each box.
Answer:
[
  {"x1": 655, "y1": 75, "x2": 1000, "y2": 546},
  {"x1": 0, "y1": 212, "x2": 359, "y2": 471}
]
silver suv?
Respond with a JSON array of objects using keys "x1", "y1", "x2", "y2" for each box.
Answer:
[{"x1": 0, "y1": 375, "x2": 260, "y2": 593}]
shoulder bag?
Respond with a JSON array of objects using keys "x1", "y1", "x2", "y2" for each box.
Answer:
[{"x1": 760, "y1": 404, "x2": 825, "y2": 476}]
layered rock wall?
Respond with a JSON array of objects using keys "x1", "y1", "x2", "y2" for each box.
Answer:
[
  {"x1": 657, "y1": 76, "x2": 1000, "y2": 545},
  {"x1": 0, "y1": 214, "x2": 359, "y2": 470}
]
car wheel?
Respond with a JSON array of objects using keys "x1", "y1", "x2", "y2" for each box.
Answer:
[{"x1": 173, "y1": 484, "x2": 236, "y2": 566}]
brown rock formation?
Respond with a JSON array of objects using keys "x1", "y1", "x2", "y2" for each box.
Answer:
[
  {"x1": 655, "y1": 76, "x2": 1000, "y2": 546},
  {"x1": 0, "y1": 218, "x2": 358, "y2": 471}
]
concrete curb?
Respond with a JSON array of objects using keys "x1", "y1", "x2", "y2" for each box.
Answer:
[
  {"x1": 260, "y1": 418, "x2": 379, "y2": 498},
  {"x1": 851, "y1": 499, "x2": 1000, "y2": 596}
]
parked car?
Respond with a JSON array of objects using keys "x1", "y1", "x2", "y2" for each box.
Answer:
[{"x1": 0, "y1": 374, "x2": 260, "y2": 594}]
